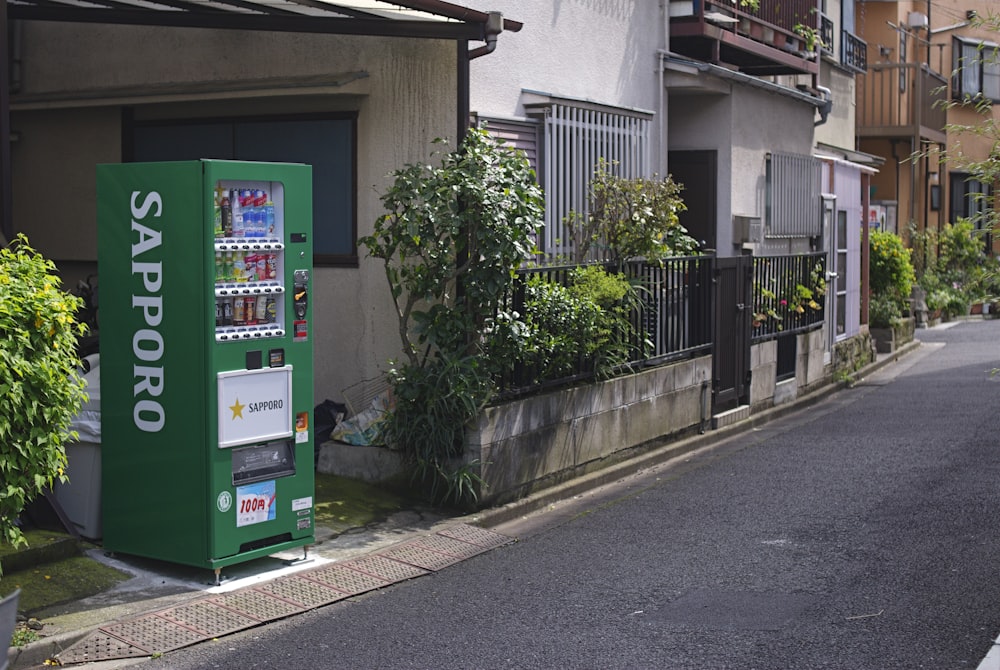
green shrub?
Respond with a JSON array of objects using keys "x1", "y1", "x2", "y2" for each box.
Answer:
[
  {"x1": 0, "y1": 235, "x2": 86, "y2": 558},
  {"x1": 362, "y1": 127, "x2": 544, "y2": 505},
  {"x1": 568, "y1": 159, "x2": 696, "y2": 263},
  {"x1": 869, "y1": 229, "x2": 915, "y2": 310},
  {"x1": 869, "y1": 293, "x2": 903, "y2": 329}
]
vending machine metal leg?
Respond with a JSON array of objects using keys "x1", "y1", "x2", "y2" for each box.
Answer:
[
  {"x1": 213, "y1": 568, "x2": 223, "y2": 587},
  {"x1": 282, "y1": 545, "x2": 312, "y2": 567}
]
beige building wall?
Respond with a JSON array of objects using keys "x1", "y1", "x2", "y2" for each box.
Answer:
[{"x1": 10, "y1": 21, "x2": 458, "y2": 403}]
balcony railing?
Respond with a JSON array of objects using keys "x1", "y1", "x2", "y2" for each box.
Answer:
[
  {"x1": 841, "y1": 30, "x2": 867, "y2": 73},
  {"x1": 669, "y1": 0, "x2": 821, "y2": 76},
  {"x1": 856, "y1": 63, "x2": 947, "y2": 142},
  {"x1": 819, "y1": 13, "x2": 834, "y2": 57}
]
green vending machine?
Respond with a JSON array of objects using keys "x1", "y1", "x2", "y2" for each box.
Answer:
[{"x1": 97, "y1": 160, "x2": 315, "y2": 581}]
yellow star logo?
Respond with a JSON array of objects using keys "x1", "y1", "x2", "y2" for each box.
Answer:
[{"x1": 229, "y1": 398, "x2": 245, "y2": 419}]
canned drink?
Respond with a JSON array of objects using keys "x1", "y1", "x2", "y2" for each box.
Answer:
[
  {"x1": 265, "y1": 253, "x2": 278, "y2": 280},
  {"x1": 221, "y1": 298, "x2": 234, "y2": 326},
  {"x1": 244, "y1": 296, "x2": 257, "y2": 326},
  {"x1": 244, "y1": 253, "x2": 257, "y2": 282},
  {"x1": 265, "y1": 296, "x2": 277, "y2": 323},
  {"x1": 215, "y1": 299, "x2": 223, "y2": 327},
  {"x1": 254, "y1": 254, "x2": 270, "y2": 281},
  {"x1": 232, "y1": 297, "x2": 246, "y2": 326},
  {"x1": 256, "y1": 295, "x2": 268, "y2": 324}
]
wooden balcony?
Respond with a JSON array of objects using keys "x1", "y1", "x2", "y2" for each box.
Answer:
[
  {"x1": 856, "y1": 63, "x2": 947, "y2": 143},
  {"x1": 669, "y1": 0, "x2": 821, "y2": 76}
]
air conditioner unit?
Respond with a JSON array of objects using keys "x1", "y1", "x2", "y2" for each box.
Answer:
[
  {"x1": 733, "y1": 215, "x2": 763, "y2": 245},
  {"x1": 907, "y1": 12, "x2": 929, "y2": 30}
]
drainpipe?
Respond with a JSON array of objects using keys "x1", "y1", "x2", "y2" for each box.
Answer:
[
  {"x1": 814, "y1": 85, "x2": 832, "y2": 126},
  {"x1": 469, "y1": 11, "x2": 503, "y2": 60},
  {"x1": 1, "y1": 7, "x2": 12, "y2": 244}
]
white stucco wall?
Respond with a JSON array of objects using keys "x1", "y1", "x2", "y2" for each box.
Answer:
[
  {"x1": 11, "y1": 22, "x2": 457, "y2": 404},
  {"x1": 462, "y1": 1, "x2": 665, "y2": 158}
]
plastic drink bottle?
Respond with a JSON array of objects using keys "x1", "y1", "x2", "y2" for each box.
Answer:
[
  {"x1": 264, "y1": 201, "x2": 276, "y2": 237},
  {"x1": 231, "y1": 189, "x2": 244, "y2": 237},
  {"x1": 221, "y1": 195, "x2": 232, "y2": 237}
]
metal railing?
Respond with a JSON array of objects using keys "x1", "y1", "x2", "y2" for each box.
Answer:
[
  {"x1": 819, "y1": 14, "x2": 834, "y2": 57},
  {"x1": 494, "y1": 257, "x2": 712, "y2": 398},
  {"x1": 841, "y1": 30, "x2": 867, "y2": 73},
  {"x1": 751, "y1": 252, "x2": 826, "y2": 342},
  {"x1": 856, "y1": 63, "x2": 947, "y2": 137}
]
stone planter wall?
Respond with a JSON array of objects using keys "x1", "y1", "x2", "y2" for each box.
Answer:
[
  {"x1": 871, "y1": 316, "x2": 915, "y2": 353},
  {"x1": 465, "y1": 356, "x2": 712, "y2": 507}
]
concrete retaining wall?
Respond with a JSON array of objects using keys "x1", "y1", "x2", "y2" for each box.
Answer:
[{"x1": 465, "y1": 356, "x2": 712, "y2": 506}]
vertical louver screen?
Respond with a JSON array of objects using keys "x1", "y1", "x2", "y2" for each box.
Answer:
[
  {"x1": 538, "y1": 103, "x2": 650, "y2": 259},
  {"x1": 769, "y1": 152, "x2": 822, "y2": 238}
]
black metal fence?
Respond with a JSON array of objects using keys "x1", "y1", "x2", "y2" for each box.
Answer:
[
  {"x1": 492, "y1": 253, "x2": 825, "y2": 398},
  {"x1": 751, "y1": 252, "x2": 826, "y2": 342},
  {"x1": 494, "y1": 257, "x2": 713, "y2": 397}
]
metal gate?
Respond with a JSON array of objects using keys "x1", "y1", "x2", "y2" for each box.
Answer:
[{"x1": 712, "y1": 255, "x2": 752, "y2": 413}]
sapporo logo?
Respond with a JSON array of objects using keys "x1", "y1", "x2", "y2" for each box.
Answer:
[{"x1": 229, "y1": 396, "x2": 283, "y2": 420}]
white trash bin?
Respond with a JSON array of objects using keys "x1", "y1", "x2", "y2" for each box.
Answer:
[{"x1": 53, "y1": 355, "x2": 102, "y2": 540}]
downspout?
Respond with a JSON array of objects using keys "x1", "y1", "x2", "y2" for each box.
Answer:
[
  {"x1": 1, "y1": 7, "x2": 12, "y2": 244},
  {"x1": 659, "y1": 0, "x2": 669, "y2": 176},
  {"x1": 814, "y1": 85, "x2": 832, "y2": 126},
  {"x1": 461, "y1": 11, "x2": 503, "y2": 139},
  {"x1": 469, "y1": 11, "x2": 503, "y2": 60}
]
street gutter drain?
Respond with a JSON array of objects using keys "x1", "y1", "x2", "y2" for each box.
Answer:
[
  {"x1": 438, "y1": 524, "x2": 513, "y2": 549},
  {"x1": 211, "y1": 589, "x2": 304, "y2": 622},
  {"x1": 253, "y1": 574, "x2": 349, "y2": 608},
  {"x1": 159, "y1": 600, "x2": 261, "y2": 637},
  {"x1": 304, "y1": 562, "x2": 394, "y2": 594},
  {"x1": 54, "y1": 631, "x2": 149, "y2": 664},
  {"x1": 55, "y1": 523, "x2": 513, "y2": 665},
  {"x1": 379, "y1": 540, "x2": 468, "y2": 571},
  {"x1": 101, "y1": 615, "x2": 208, "y2": 653},
  {"x1": 345, "y1": 553, "x2": 431, "y2": 582}
]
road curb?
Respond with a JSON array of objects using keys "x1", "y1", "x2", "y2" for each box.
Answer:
[{"x1": 469, "y1": 339, "x2": 922, "y2": 531}]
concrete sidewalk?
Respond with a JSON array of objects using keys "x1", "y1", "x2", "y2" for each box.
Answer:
[{"x1": 8, "y1": 336, "x2": 923, "y2": 669}]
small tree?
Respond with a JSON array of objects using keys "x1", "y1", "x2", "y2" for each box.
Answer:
[
  {"x1": 568, "y1": 159, "x2": 696, "y2": 265},
  {"x1": 361, "y1": 128, "x2": 544, "y2": 504},
  {"x1": 0, "y1": 235, "x2": 86, "y2": 560}
]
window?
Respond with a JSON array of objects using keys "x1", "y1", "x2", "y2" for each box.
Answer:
[
  {"x1": 953, "y1": 37, "x2": 1000, "y2": 102},
  {"x1": 524, "y1": 99, "x2": 651, "y2": 260},
  {"x1": 766, "y1": 152, "x2": 822, "y2": 238},
  {"x1": 130, "y1": 113, "x2": 357, "y2": 266},
  {"x1": 950, "y1": 171, "x2": 994, "y2": 252}
]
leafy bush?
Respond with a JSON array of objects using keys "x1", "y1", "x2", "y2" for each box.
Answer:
[
  {"x1": 510, "y1": 266, "x2": 642, "y2": 384},
  {"x1": 869, "y1": 229, "x2": 915, "y2": 311},
  {"x1": 568, "y1": 159, "x2": 696, "y2": 264},
  {"x1": 869, "y1": 293, "x2": 903, "y2": 329},
  {"x1": 362, "y1": 127, "x2": 544, "y2": 504},
  {"x1": 0, "y1": 236, "x2": 86, "y2": 558}
]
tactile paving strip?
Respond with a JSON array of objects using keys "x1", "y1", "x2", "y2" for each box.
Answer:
[
  {"x1": 211, "y1": 589, "x2": 305, "y2": 622},
  {"x1": 101, "y1": 614, "x2": 208, "y2": 653},
  {"x1": 158, "y1": 599, "x2": 260, "y2": 638},
  {"x1": 55, "y1": 631, "x2": 151, "y2": 665},
  {"x1": 254, "y1": 574, "x2": 350, "y2": 608}
]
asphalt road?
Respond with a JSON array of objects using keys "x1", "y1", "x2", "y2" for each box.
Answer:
[{"x1": 162, "y1": 320, "x2": 1000, "y2": 670}]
